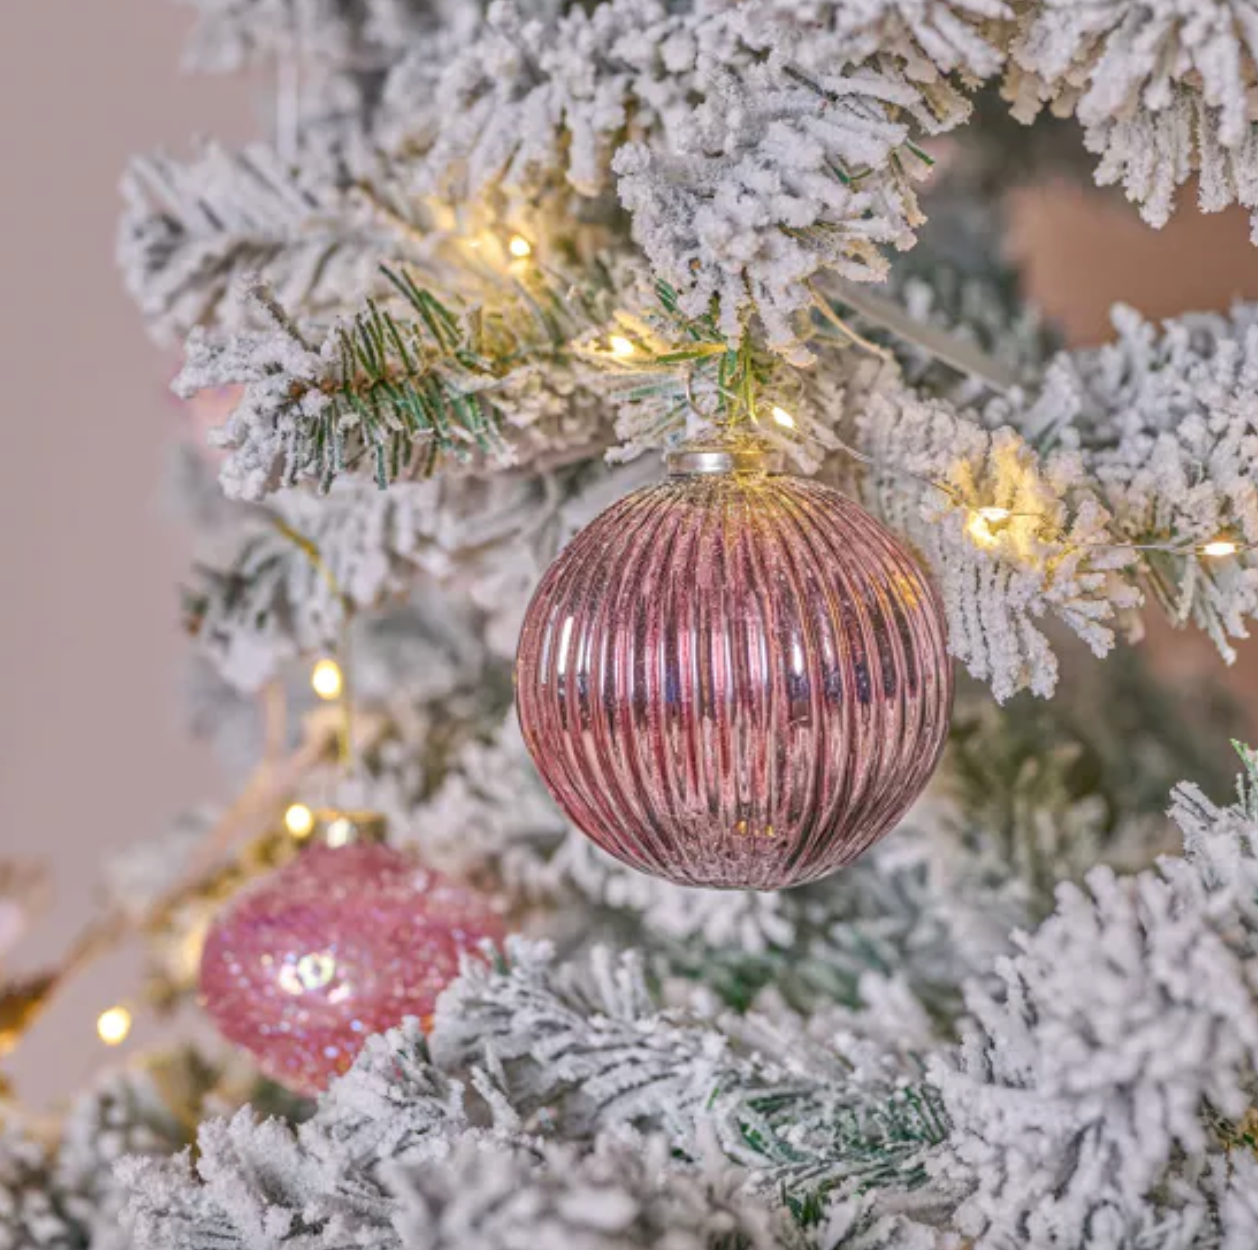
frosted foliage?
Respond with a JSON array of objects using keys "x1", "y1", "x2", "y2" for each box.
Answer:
[
  {"x1": 1163, "y1": 747, "x2": 1258, "y2": 936},
  {"x1": 186, "y1": 459, "x2": 652, "y2": 691},
  {"x1": 0, "y1": 1129, "x2": 71, "y2": 1250},
  {"x1": 120, "y1": 1019, "x2": 780, "y2": 1250},
  {"x1": 856, "y1": 390, "x2": 1139, "y2": 700},
  {"x1": 809, "y1": 1196, "x2": 955, "y2": 1250},
  {"x1": 614, "y1": 31, "x2": 966, "y2": 350},
  {"x1": 429, "y1": 940, "x2": 758, "y2": 1144},
  {"x1": 1009, "y1": 1, "x2": 1258, "y2": 231},
  {"x1": 850, "y1": 303, "x2": 1258, "y2": 698},
  {"x1": 418, "y1": 715, "x2": 807, "y2": 954},
  {"x1": 1016, "y1": 304, "x2": 1258, "y2": 662},
  {"x1": 178, "y1": 0, "x2": 440, "y2": 71},
  {"x1": 413, "y1": 685, "x2": 1180, "y2": 1027},
  {"x1": 613, "y1": 66, "x2": 928, "y2": 355},
  {"x1": 121, "y1": 1022, "x2": 473, "y2": 1250},
  {"x1": 388, "y1": 1135, "x2": 783, "y2": 1250},
  {"x1": 119, "y1": 144, "x2": 391, "y2": 345},
  {"x1": 772, "y1": 0, "x2": 1011, "y2": 80},
  {"x1": 414, "y1": 0, "x2": 974, "y2": 347},
  {"x1": 111, "y1": 753, "x2": 1258, "y2": 1250},
  {"x1": 1084, "y1": 92, "x2": 1258, "y2": 238},
  {"x1": 187, "y1": 481, "x2": 424, "y2": 689},
  {"x1": 55, "y1": 1067, "x2": 200, "y2": 1250},
  {"x1": 97, "y1": 0, "x2": 1258, "y2": 1243},
  {"x1": 877, "y1": 268, "x2": 1056, "y2": 404},
  {"x1": 1220, "y1": 1154, "x2": 1258, "y2": 1250},
  {"x1": 174, "y1": 296, "x2": 1258, "y2": 710},
  {"x1": 0, "y1": 1055, "x2": 234, "y2": 1250},
  {"x1": 421, "y1": 715, "x2": 948, "y2": 993},
  {"x1": 430, "y1": 939, "x2": 947, "y2": 1192},
  {"x1": 172, "y1": 276, "x2": 611, "y2": 502},
  {"x1": 931, "y1": 758, "x2": 1258, "y2": 1249},
  {"x1": 297, "y1": 1019, "x2": 471, "y2": 1176}
]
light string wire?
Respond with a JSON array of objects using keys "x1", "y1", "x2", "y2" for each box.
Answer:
[
  {"x1": 823, "y1": 429, "x2": 1254, "y2": 558},
  {"x1": 628, "y1": 273, "x2": 1254, "y2": 563},
  {"x1": 802, "y1": 280, "x2": 1251, "y2": 561},
  {"x1": 495, "y1": 230, "x2": 1252, "y2": 561},
  {"x1": 0, "y1": 705, "x2": 340, "y2": 1071},
  {"x1": 274, "y1": 197, "x2": 1247, "y2": 567},
  {"x1": 0, "y1": 528, "x2": 354, "y2": 1071},
  {"x1": 271, "y1": 519, "x2": 359, "y2": 775}
]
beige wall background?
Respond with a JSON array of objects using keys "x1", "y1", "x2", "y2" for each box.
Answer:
[
  {"x1": 0, "y1": 2, "x2": 1256, "y2": 1104},
  {"x1": 0, "y1": 2, "x2": 251, "y2": 1100}
]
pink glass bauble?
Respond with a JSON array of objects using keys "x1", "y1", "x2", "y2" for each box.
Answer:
[
  {"x1": 198, "y1": 814, "x2": 505, "y2": 1095},
  {"x1": 515, "y1": 441, "x2": 953, "y2": 891}
]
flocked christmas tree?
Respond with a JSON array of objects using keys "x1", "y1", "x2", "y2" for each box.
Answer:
[{"x1": 4, "y1": 0, "x2": 1258, "y2": 1247}]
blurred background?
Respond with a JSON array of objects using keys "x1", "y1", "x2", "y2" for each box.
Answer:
[
  {"x1": 0, "y1": 3, "x2": 250, "y2": 1101},
  {"x1": 0, "y1": 0, "x2": 1256, "y2": 1105}
]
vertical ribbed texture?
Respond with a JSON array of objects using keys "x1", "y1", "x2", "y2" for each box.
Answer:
[{"x1": 515, "y1": 470, "x2": 953, "y2": 890}]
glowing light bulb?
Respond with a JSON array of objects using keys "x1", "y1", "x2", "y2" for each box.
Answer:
[
  {"x1": 508, "y1": 235, "x2": 532, "y2": 258},
  {"x1": 967, "y1": 513, "x2": 998, "y2": 548},
  {"x1": 311, "y1": 658, "x2": 343, "y2": 701},
  {"x1": 608, "y1": 335, "x2": 636, "y2": 359},
  {"x1": 285, "y1": 803, "x2": 315, "y2": 839},
  {"x1": 977, "y1": 506, "x2": 1012, "y2": 524},
  {"x1": 325, "y1": 817, "x2": 355, "y2": 848},
  {"x1": 1202, "y1": 538, "x2": 1238, "y2": 558},
  {"x1": 771, "y1": 406, "x2": 796, "y2": 429},
  {"x1": 97, "y1": 1006, "x2": 132, "y2": 1047}
]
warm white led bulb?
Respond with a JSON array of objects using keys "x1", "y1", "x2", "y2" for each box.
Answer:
[
  {"x1": 508, "y1": 235, "x2": 532, "y2": 258},
  {"x1": 311, "y1": 658, "x2": 343, "y2": 700},
  {"x1": 285, "y1": 802, "x2": 315, "y2": 838},
  {"x1": 325, "y1": 817, "x2": 355, "y2": 848},
  {"x1": 1202, "y1": 538, "x2": 1238, "y2": 558},
  {"x1": 977, "y1": 506, "x2": 1012, "y2": 524},
  {"x1": 608, "y1": 335, "x2": 635, "y2": 358},
  {"x1": 97, "y1": 1006, "x2": 132, "y2": 1046},
  {"x1": 966, "y1": 513, "x2": 998, "y2": 548},
  {"x1": 771, "y1": 406, "x2": 796, "y2": 429}
]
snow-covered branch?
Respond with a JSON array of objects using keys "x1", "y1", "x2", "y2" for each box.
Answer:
[
  {"x1": 1008, "y1": 0, "x2": 1258, "y2": 236},
  {"x1": 852, "y1": 302, "x2": 1258, "y2": 699},
  {"x1": 120, "y1": 144, "x2": 397, "y2": 346},
  {"x1": 930, "y1": 745, "x2": 1258, "y2": 1249},
  {"x1": 177, "y1": 0, "x2": 443, "y2": 73}
]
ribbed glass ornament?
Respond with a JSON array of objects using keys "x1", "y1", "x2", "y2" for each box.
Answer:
[{"x1": 515, "y1": 441, "x2": 953, "y2": 891}]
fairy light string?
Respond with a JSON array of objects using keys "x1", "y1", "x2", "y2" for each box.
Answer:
[
  {"x1": 0, "y1": 525, "x2": 362, "y2": 1074},
  {"x1": 229, "y1": 210, "x2": 1243, "y2": 574},
  {"x1": 637, "y1": 313, "x2": 1247, "y2": 565},
  {"x1": 647, "y1": 274, "x2": 1250, "y2": 566},
  {"x1": 271, "y1": 518, "x2": 359, "y2": 775},
  {"x1": 782, "y1": 417, "x2": 1251, "y2": 562}
]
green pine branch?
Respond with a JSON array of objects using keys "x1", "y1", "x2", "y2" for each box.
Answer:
[
  {"x1": 182, "y1": 262, "x2": 611, "y2": 499},
  {"x1": 288, "y1": 267, "x2": 575, "y2": 490}
]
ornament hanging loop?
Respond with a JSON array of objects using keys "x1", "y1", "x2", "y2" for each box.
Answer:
[{"x1": 665, "y1": 435, "x2": 783, "y2": 477}]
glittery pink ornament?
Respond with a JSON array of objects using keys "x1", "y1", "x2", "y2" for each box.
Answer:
[
  {"x1": 515, "y1": 440, "x2": 953, "y2": 891},
  {"x1": 198, "y1": 812, "x2": 505, "y2": 1095}
]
